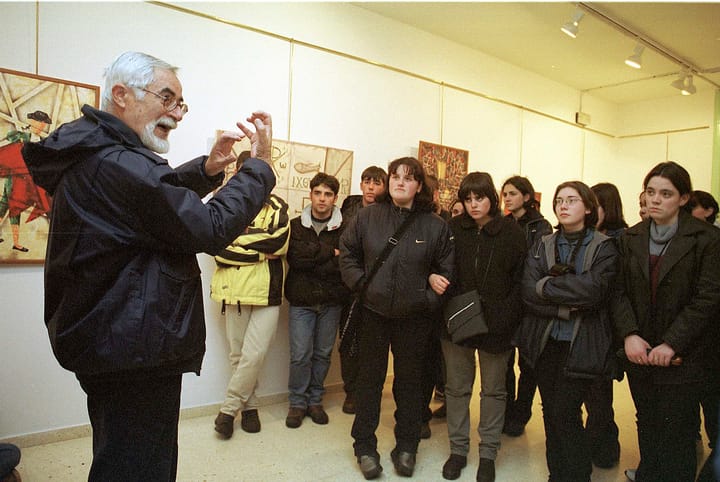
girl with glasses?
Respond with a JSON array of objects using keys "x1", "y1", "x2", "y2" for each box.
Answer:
[{"x1": 516, "y1": 180, "x2": 620, "y2": 482}]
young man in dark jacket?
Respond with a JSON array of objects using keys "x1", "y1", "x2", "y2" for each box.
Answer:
[
  {"x1": 338, "y1": 165, "x2": 386, "y2": 414},
  {"x1": 21, "y1": 51, "x2": 275, "y2": 481},
  {"x1": 285, "y1": 172, "x2": 349, "y2": 428}
]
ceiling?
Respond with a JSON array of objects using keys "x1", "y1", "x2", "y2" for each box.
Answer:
[{"x1": 355, "y1": 2, "x2": 720, "y2": 104}]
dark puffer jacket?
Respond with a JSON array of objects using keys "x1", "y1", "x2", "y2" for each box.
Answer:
[
  {"x1": 22, "y1": 105, "x2": 274, "y2": 376},
  {"x1": 285, "y1": 204, "x2": 350, "y2": 306},
  {"x1": 508, "y1": 209, "x2": 553, "y2": 251},
  {"x1": 516, "y1": 229, "x2": 619, "y2": 379},
  {"x1": 447, "y1": 213, "x2": 526, "y2": 353},
  {"x1": 339, "y1": 201, "x2": 454, "y2": 318},
  {"x1": 612, "y1": 212, "x2": 720, "y2": 384}
]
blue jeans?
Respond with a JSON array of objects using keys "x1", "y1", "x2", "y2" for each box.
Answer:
[{"x1": 288, "y1": 304, "x2": 342, "y2": 408}]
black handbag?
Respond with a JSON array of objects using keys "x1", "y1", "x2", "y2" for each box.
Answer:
[
  {"x1": 339, "y1": 211, "x2": 418, "y2": 355},
  {"x1": 443, "y1": 242, "x2": 494, "y2": 344},
  {"x1": 444, "y1": 289, "x2": 488, "y2": 343}
]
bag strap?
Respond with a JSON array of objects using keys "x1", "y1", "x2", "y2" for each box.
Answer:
[{"x1": 360, "y1": 210, "x2": 419, "y2": 295}]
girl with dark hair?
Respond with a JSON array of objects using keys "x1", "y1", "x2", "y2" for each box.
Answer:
[
  {"x1": 689, "y1": 190, "x2": 719, "y2": 224},
  {"x1": 500, "y1": 175, "x2": 553, "y2": 437},
  {"x1": 615, "y1": 161, "x2": 720, "y2": 482},
  {"x1": 340, "y1": 157, "x2": 454, "y2": 479},
  {"x1": 449, "y1": 198, "x2": 465, "y2": 218},
  {"x1": 592, "y1": 182, "x2": 629, "y2": 237},
  {"x1": 440, "y1": 172, "x2": 526, "y2": 482},
  {"x1": 517, "y1": 180, "x2": 619, "y2": 482}
]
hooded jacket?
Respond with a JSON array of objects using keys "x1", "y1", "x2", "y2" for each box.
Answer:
[
  {"x1": 22, "y1": 105, "x2": 275, "y2": 376},
  {"x1": 285, "y1": 204, "x2": 349, "y2": 306},
  {"x1": 516, "y1": 229, "x2": 619, "y2": 379}
]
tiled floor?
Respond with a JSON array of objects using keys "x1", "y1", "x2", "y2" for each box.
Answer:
[{"x1": 14, "y1": 377, "x2": 713, "y2": 481}]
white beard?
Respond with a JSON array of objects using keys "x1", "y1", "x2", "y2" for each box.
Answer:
[{"x1": 141, "y1": 116, "x2": 176, "y2": 153}]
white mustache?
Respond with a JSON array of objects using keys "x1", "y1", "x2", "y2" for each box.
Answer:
[{"x1": 156, "y1": 117, "x2": 177, "y2": 130}]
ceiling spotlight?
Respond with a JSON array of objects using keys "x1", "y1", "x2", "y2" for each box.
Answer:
[
  {"x1": 625, "y1": 44, "x2": 644, "y2": 69},
  {"x1": 561, "y1": 9, "x2": 585, "y2": 38},
  {"x1": 671, "y1": 72, "x2": 697, "y2": 95}
]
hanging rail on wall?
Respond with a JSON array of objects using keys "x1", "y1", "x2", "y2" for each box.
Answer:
[{"x1": 147, "y1": 1, "x2": 709, "y2": 140}]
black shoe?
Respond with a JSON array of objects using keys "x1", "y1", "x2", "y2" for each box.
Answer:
[
  {"x1": 357, "y1": 454, "x2": 383, "y2": 480},
  {"x1": 391, "y1": 448, "x2": 416, "y2": 477},
  {"x1": 432, "y1": 403, "x2": 447, "y2": 419},
  {"x1": 342, "y1": 394, "x2": 356, "y2": 414},
  {"x1": 420, "y1": 421, "x2": 431, "y2": 439},
  {"x1": 12, "y1": 245, "x2": 28, "y2": 252},
  {"x1": 240, "y1": 409, "x2": 261, "y2": 433},
  {"x1": 214, "y1": 412, "x2": 234, "y2": 439},
  {"x1": 442, "y1": 454, "x2": 467, "y2": 480},
  {"x1": 285, "y1": 407, "x2": 306, "y2": 428},
  {"x1": 307, "y1": 404, "x2": 329, "y2": 424},
  {"x1": 502, "y1": 417, "x2": 526, "y2": 437},
  {"x1": 477, "y1": 458, "x2": 495, "y2": 482}
]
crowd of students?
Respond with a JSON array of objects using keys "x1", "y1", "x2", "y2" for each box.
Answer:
[{"x1": 261, "y1": 158, "x2": 719, "y2": 482}]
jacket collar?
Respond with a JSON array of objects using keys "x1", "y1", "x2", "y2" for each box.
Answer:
[
  {"x1": 459, "y1": 213, "x2": 504, "y2": 236},
  {"x1": 625, "y1": 210, "x2": 705, "y2": 284},
  {"x1": 300, "y1": 204, "x2": 343, "y2": 231},
  {"x1": 81, "y1": 105, "x2": 167, "y2": 164}
]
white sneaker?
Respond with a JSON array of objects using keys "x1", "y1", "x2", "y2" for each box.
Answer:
[{"x1": 624, "y1": 468, "x2": 637, "y2": 481}]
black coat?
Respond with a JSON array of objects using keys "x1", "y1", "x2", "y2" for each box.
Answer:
[
  {"x1": 447, "y1": 213, "x2": 526, "y2": 353},
  {"x1": 516, "y1": 229, "x2": 619, "y2": 379},
  {"x1": 285, "y1": 206, "x2": 349, "y2": 306},
  {"x1": 22, "y1": 105, "x2": 275, "y2": 376},
  {"x1": 612, "y1": 211, "x2": 720, "y2": 384},
  {"x1": 339, "y1": 201, "x2": 454, "y2": 318}
]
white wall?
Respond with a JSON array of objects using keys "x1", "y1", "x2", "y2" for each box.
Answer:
[{"x1": 0, "y1": 1, "x2": 715, "y2": 441}]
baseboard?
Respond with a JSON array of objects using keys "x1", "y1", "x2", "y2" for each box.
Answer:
[{"x1": 3, "y1": 382, "x2": 346, "y2": 449}]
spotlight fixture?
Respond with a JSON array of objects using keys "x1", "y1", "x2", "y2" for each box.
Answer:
[
  {"x1": 625, "y1": 44, "x2": 644, "y2": 69},
  {"x1": 561, "y1": 9, "x2": 585, "y2": 38},
  {"x1": 671, "y1": 72, "x2": 697, "y2": 95}
]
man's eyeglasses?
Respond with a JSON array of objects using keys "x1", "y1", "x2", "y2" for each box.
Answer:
[
  {"x1": 554, "y1": 197, "x2": 582, "y2": 207},
  {"x1": 141, "y1": 88, "x2": 188, "y2": 114}
]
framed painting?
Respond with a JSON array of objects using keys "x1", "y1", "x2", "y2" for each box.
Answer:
[
  {"x1": 418, "y1": 140, "x2": 469, "y2": 211},
  {"x1": 0, "y1": 68, "x2": 99, "y2": 264},
  {"x1": 216, "y1": 134, "x2": 353, "y2": 218}
]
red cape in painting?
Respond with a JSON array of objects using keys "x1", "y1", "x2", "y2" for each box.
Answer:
[{"x1": 0, "y1": 142, "x2": 51, "y2": 222}]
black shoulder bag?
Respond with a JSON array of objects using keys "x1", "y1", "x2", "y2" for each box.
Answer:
[
  {"x1": 339, "y1": 211, "x2": 419, "y2": 355},
  {"x1": 443, "y1": 241, "x2": 494, "y2": 344}
]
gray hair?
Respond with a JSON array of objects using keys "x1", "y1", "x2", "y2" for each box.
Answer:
[{"x1": 101, "y1": 51, "x2": 179, "y2": 110}]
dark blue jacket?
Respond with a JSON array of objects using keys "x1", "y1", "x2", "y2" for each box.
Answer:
[{"x1": 22, "y1": 105, "x2": 274, "y2": 376}]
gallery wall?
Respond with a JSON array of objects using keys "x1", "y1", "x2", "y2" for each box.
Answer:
[{"x1": 0, "y1": 1, "x2": 716, "y2": 442}]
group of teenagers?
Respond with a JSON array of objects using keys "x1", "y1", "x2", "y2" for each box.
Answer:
[{"x1": 209, "y1": 153, "x2": 720, "y2": 482}]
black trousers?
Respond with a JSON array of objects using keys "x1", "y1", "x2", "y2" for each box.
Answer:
[
  {"x1": 352, "y1": 309, "x2": 432, "y2": 456},
  {"x1": 583, "y1": 378, "x2": 620, "y2": 456},
  {"x1": 78, "y1": 372, "x2": 183, "y2": 482},
  {"x1": 421, "y1": 320, "x2": 443, "y2": 423},
  {"x1": 535, "y1": 339, "x2": 593, "y2": 482},
  {"x1": 505, "y1": 347, "x2": 537, "y2": 423},
  {"x1": 627, "y1": 372, "x2": 702, "y2": 482}
]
